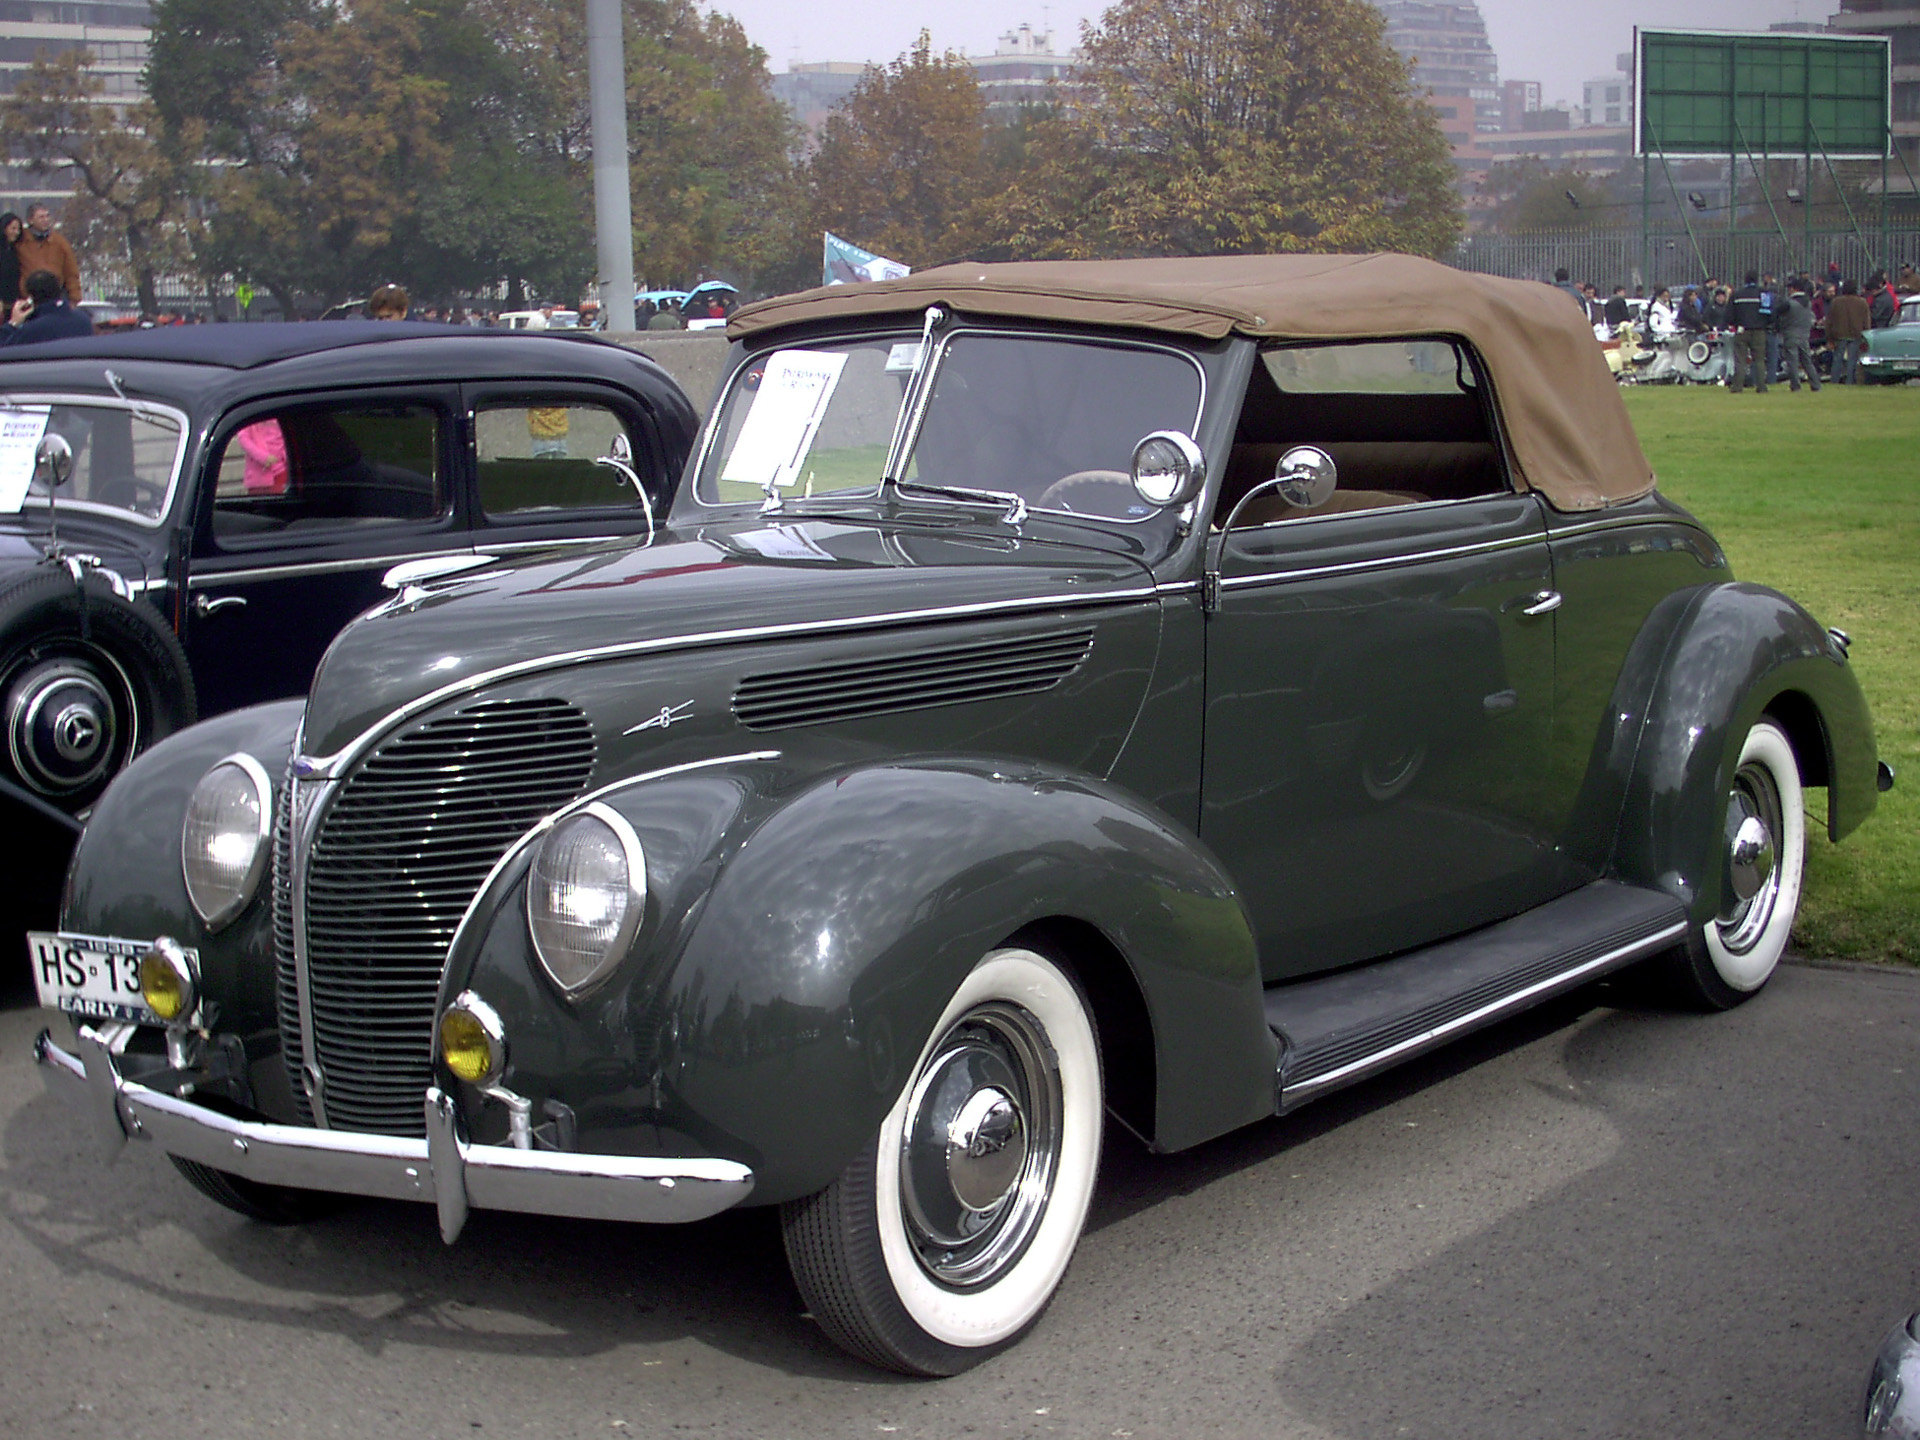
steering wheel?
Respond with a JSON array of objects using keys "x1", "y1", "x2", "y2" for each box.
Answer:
[
  {"x1": 94, "y1": 475, "x2": 167, "y2": 514},
  {"x1": 1035, "y1": 469, "x2": 1141, "y2": 519}
]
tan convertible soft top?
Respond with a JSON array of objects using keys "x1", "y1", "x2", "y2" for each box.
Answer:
[{"x1": 730, "y1": 253, "x2": 1655, "y2": 512}]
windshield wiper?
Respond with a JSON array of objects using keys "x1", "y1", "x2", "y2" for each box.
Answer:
[{"x1": 893, "y1": 478, "x2": 1028, "y2": 526}]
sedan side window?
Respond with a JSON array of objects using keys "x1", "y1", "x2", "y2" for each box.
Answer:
[
  {"x1": 1215, "y1": 339, "x2": 1511, "y2": 529},
  {"x1": 475, "y1": 402, "x2": 650, "y2": 516},
  {"x1": 210, "y1": 403, "x2": 447, "y2": 541}
]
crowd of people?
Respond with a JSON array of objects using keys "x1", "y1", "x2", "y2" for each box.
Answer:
[
  {"x1": 0, "y1": 201, "x2": 741, "y2": 344},
  {"x1": 1551, "y1": 261, "x2": 1918, "y2": 391}
]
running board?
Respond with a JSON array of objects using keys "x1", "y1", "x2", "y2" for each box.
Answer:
[{"x1": 1267, "y1": 881, "x2": 1688, "y2": 1114}]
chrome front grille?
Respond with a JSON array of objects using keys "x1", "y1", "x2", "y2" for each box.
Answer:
[
  {"x1": 271, "y1": 756, "x2": 310, "y2": 1124},
  {"x1": 276, "y1": 699, "x2": 596, "y2": 1136}
]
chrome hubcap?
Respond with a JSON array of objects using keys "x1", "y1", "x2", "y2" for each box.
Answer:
[
  {"x1": 6, "y1": 659, "x2": 122, "y2": 795},
  {"x1": 899, "y1": 1002, "x2": 1059, "y2": 1288},
  {"x1": 1717, "y1": 765, "x2": 1782, "y2": 952}
]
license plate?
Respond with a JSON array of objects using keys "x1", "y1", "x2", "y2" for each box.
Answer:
[{"x1": 27, "y1": 931, "x2": 180, "y2": 1023}]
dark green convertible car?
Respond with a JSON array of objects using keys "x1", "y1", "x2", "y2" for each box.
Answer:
[{"x1": 32, "y1": 255, "x2": 1891, "y2": 1376}]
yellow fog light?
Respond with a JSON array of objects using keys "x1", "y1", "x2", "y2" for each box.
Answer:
[
  {"x1": 139, "y1": 937, "x2": 196, "y2": 1022},
  {"x1": 438, "y1": 992, "x2": 507, "y2": 1087}
]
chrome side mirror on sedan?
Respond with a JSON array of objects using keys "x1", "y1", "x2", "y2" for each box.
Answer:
[{"x1": 34, "y1": 432, "x2": 74, "y2": 489}]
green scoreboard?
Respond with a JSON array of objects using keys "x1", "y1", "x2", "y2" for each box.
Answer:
[{"x1": 1636, "y1": 27, "x2": 1891, "y2": 159}]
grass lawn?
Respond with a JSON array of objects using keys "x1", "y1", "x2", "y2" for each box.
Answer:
[{"x1": 1623, "y1": 384, "x2": 1919, "y2": 963}]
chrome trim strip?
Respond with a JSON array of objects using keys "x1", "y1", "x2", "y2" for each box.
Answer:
[
  {"x1": 1218, "y1": 527, "x2": 1546, "y2": 591},
  {"x1": 1154, "y1": 579, "x2": 1201, "y2": 595},
  {"x1": 442, "y1": 751, "x2": 782, "y2": 997},
  {"x1": 1282, "y1": 919, "x2": 1687, "y2": 1102},
  {"x1": 292, "y1": 590, "x2": 1153, "y2": 779},
  {"x1": 34, "y1": 1030, "x2": 753, "y2": 1231},
  {"x1": 189, "y1": 549, "x2": 460, "y2": 587},
  {"x1": 0, "y1": 392, "x2": 191, "y2": 528},
  {"x1": 287, "y1": 772, "x2": 333, "y2": 1128}
]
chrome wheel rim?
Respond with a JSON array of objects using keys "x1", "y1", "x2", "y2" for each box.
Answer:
[
  {"x1": 1716, "y1": 761, "x2": 1782, "y2": 954},
  {"x1": 897, "y1": 1001, "x2": 1060, "y2": 1289}
]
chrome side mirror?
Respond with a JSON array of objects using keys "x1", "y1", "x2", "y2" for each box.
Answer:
[
  {"x1": 607, "y1": 432, "x2": 633, "y2": 464},
  {"x1": 34, "y1": 432, "x2": 73, "y2": 489},
  {"x1": 1274, "y1": 445, "x2": 1337, "y2": 509},
  {"x1": 1130, "y1": 430, "x2": 1206, "y2": 507}
]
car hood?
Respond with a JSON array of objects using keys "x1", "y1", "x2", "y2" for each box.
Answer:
[{"x1": 300, "y1": 515, "x2": 1157, "y2": 759}]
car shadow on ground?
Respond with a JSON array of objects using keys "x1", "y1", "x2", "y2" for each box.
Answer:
[
  {"x1": 0, "y1": 981, "x2": 1629, "y2": 1387},
  {"x1": 1261, "y1": 964, "x2": 1920, "y2": 1439}
]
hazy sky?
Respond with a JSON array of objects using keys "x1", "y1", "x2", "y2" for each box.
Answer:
[{"x1": 727, "y1": 0, "x2": 1834, "y2": 109}]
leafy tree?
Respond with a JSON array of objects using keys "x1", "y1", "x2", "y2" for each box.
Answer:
[
  {"x1": 0, "y1": 51, "x2": 195, "y2": 316},
  {"x1": 989, "y1": 0, "x2": 1461, "y2": 260},
  {"x1": 145, "y1": 0, "x2": 315, "y2": 159},
  {"x1": 207, "y1": 0, "x2": 451, "y2": 313},
  {"x1": 805, "y1": 35, "x2": 996, "y2": 270},
  {"x1": 622, "y1": 0, "x2": 800, "y2": 291},
  {"x1": 1476, "y1": 160, "x2": 1611, "y2": 233}
]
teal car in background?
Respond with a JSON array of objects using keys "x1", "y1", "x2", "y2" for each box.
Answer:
[{"x1": 1861, "y1": 296, "x2": 1920, "y2": 382}]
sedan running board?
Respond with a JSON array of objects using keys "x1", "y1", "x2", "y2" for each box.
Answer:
[{"x1": 1266, "y1": 880, "x2": 1688, "y2": 1114}]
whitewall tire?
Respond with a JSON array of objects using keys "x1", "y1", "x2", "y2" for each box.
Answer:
[{"x1": 781, "y1": 946, "x2": 1103, "y2": 1375}]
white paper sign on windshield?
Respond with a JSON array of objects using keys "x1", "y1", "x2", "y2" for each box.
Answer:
[
  {"x1": 720, "y1": 350, "x2": 848, "y2": 492},
  {"x1": 0, "y1": 406, "x2": 51, "y2": 513}
]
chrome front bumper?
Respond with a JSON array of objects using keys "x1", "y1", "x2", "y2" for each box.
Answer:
[{"x1": 34, "y1": 1025, "x2": 754, "y2": 1243}]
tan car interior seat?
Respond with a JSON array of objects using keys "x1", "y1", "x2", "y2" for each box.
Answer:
[{"x1": 1216, "y1": 441, "x2": 1505, "y2": 529}]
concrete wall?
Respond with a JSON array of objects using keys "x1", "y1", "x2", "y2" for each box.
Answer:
[{"x1": 614, "y1": 331, "x2": 732, "y2": 413}]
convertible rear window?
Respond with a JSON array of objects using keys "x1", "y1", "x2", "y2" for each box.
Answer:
[
  {"x1": 695, "y1": 332, "x2": 1203, "y2": 521},
  {"x1": 0, "y1": 400, "x2": 186, "y2": 523}
]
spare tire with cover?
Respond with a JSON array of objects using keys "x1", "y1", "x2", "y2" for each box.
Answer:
[{"x1": 0, "y1": 566, "x2": 196, "y2": 814}]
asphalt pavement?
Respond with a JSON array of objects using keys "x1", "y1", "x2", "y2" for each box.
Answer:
[{"x1": 1, "y1": 960, "x2": 1916, "y2": 1440}]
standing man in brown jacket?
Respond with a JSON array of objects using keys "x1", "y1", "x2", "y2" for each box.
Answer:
[
  {"x1": 13, "y1": 203, "x2": 80, "y2": 304},
  {"x1": 1825, "y1": 280, "x2": 1872, "y2": 385}
]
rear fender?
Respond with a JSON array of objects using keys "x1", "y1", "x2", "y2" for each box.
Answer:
[{"x1": 1605, "y1": 582, "x2": 1878, "y2": 924}]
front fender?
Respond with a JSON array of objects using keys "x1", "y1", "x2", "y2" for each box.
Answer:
[
  {"x1": 1606, "y1": 582, "x2": 1878, "y2": 923},
  {"x1": 62, "y1": 699, "x2": 305, "y2": 1047},
  {"x1": 451, "y1": 758, "x2": 1276, "y2": 1204}
]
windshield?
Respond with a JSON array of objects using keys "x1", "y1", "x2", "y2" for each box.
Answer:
[
  {"x1": 695, "y1": 330, "x2": 1204, "y2": 522},
  {"x1": 0, "y1": 399, "x2": 187, "y2": 524}
]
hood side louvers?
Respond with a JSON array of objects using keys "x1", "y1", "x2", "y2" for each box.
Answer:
[{"x1": 732, "y1": 628, "x2": 1096, "y2": 730}]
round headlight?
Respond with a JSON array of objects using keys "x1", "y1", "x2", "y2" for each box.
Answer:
[
  {"x1": 527, "y1": 803, "x2": 646, "y2": 994},
  {"x1": 181, "y1": 754, "x2": 272, "y2": 930},
  {"x1": 1130, "y1": 430, "x2": 1206, "y2": 507},
  {"x1": 439, "y1": 991, "x2": 507, "y2": 1087},
  {"x1": 140, "y1": 936, "x2": 196, "y2": 1022}
]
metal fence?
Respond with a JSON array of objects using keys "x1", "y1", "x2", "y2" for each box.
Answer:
[{"x1": 1454, "y1": 227, "x2": 1920, "y2": 290}]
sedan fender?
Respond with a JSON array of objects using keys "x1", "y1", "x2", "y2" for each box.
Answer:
[{"x1": 1603, "y1": 582, "x2": 1878, "y2": 922}]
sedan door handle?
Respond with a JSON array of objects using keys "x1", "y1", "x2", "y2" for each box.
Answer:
[
  {"x1": 193, "y1": 593, "x2": 247, "y2": 618},
  {"x1": 1519, "y1": 590, "x2": 1562, "y2": 617}
]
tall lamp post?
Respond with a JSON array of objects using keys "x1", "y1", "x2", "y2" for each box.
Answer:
[{"x1": 587, "y1": 0, "x2": 636, "y2": 333}]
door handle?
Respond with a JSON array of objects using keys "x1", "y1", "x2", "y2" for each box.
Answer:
[
  {"x1": 193, "y1": 593, "x2": 247, "y2": 618},
  {"x1": 1519, "y1": 590, "x2": 1562, "y2": 617}
]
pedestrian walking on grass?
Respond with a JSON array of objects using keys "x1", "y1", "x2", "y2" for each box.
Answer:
[
  {"x1": 1826, "y1": 280, "x2": 1871, "y2": 384},
  {"x1": 1727, "y1": 272, "x2": 1769, "y2": 393},
  {"x1": 1779, "y1": 280, "x2": 1822, "y2": 392}
]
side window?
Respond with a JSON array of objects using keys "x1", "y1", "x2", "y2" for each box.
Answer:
[
  {"x1": 474, "y1": 401, "x2": 648, "y2": 517},
  {"x1": 209, "y1": 402, "x2": 447, "y2": 542},
  {"x1": 1215, "y1": 339, "x2": 1510, "y2": 529}
]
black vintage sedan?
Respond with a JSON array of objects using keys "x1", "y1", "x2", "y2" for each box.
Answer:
[
  {"x1": 0, "y1": 321, "x2": 696, "y2": 839},
  {"x1": 31, "y1": 256, "x2": 1891, "y2": 1377}
]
